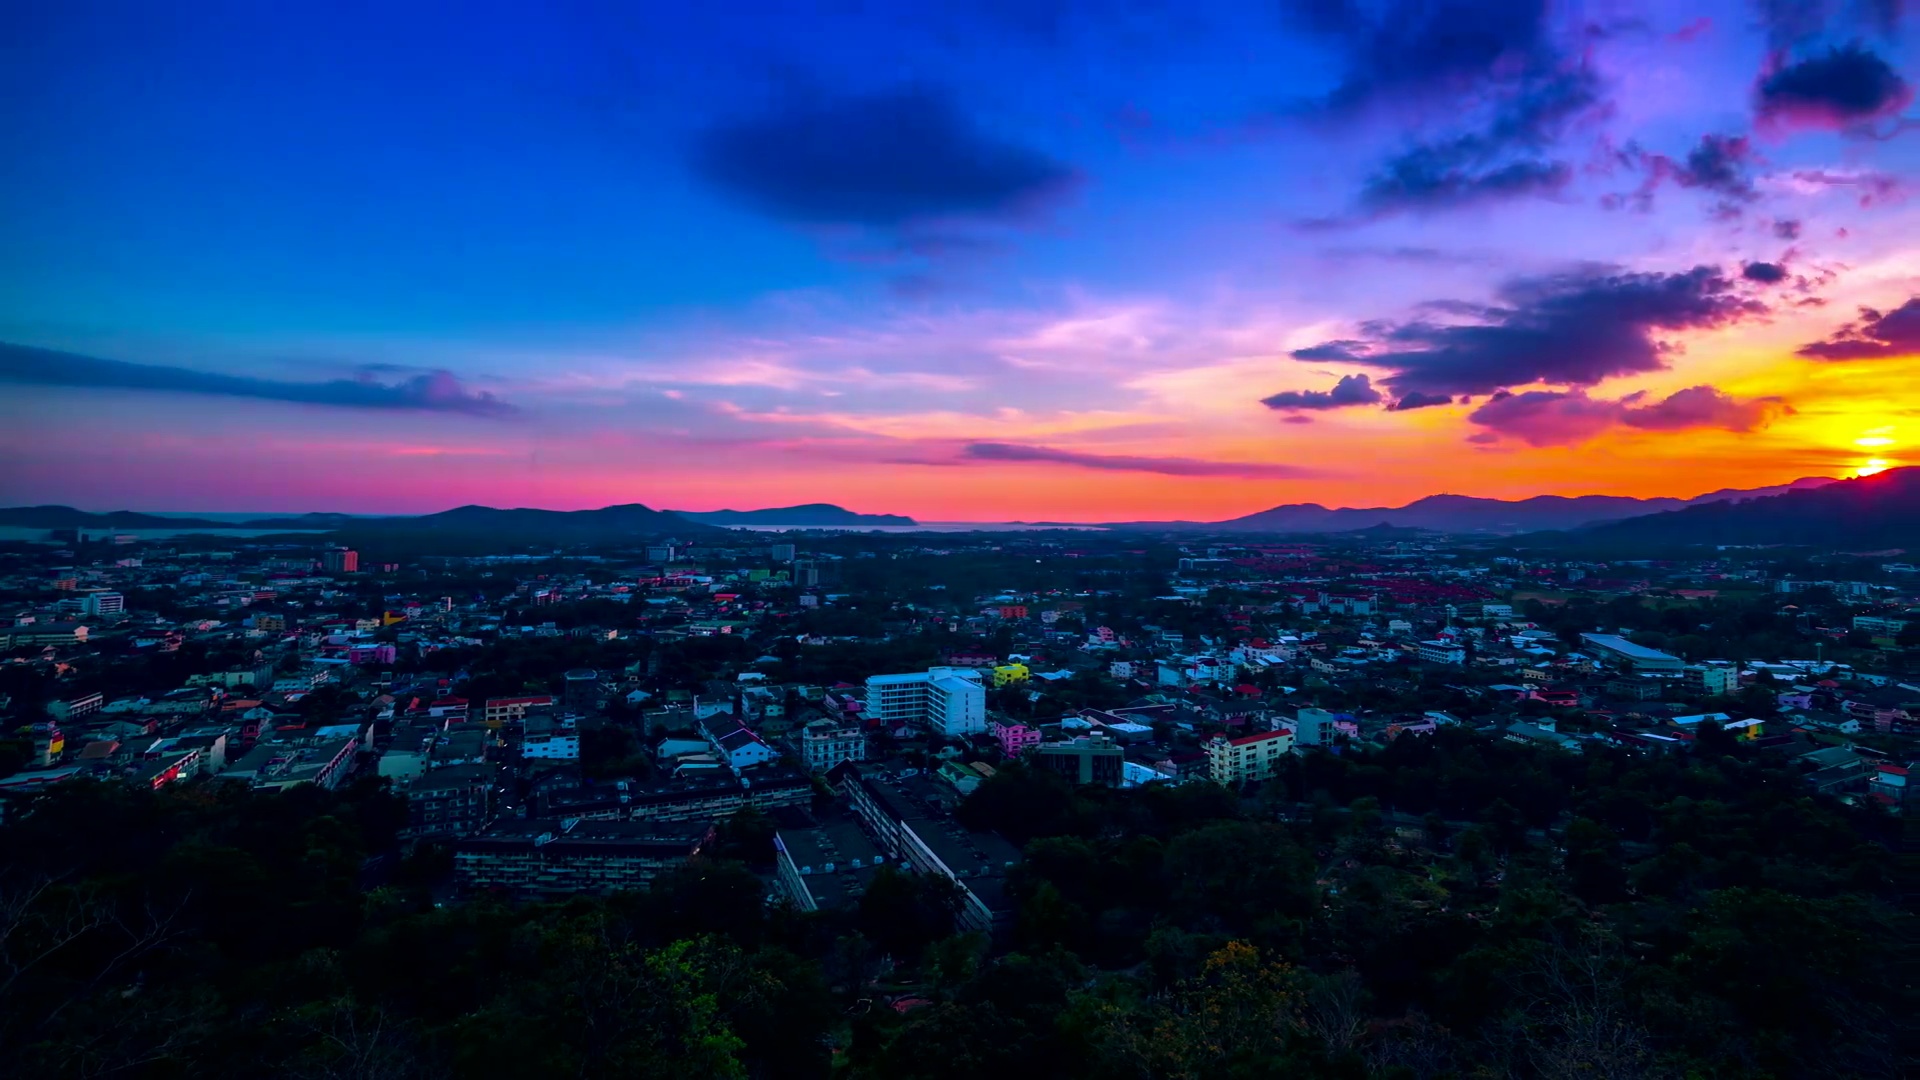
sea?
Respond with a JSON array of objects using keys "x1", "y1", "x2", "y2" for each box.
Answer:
[{"x1": 727, "y1": 522, "x2": 1105, "y2": 533}]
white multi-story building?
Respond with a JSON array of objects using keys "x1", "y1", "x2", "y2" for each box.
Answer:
[
  {"x1": 80, "y1": 591, "x2": 124, "y2": 616},
  {"x1": 797, "y1": 719, "x2": 869, "y2": 772},
  {"x1": 1686, "y1": 662, "x2": 1738, "y2": 697},
  {"x1": 863, "y1": 667, "x2": 987, "y2": 736},
  {"x1": 1417, "y1": 640, "x2": 1467, "y2": 665},
  {"x1": 523, "y1": 734, "x2": 581, "y2": 760},
  {"x1": 1206, "y1": 728, "x2": 1294, "y2": 786}
]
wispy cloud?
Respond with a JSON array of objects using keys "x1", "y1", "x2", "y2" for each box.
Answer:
[
  {"x1": 959, "y1": 441, "x2": 1312, "y2": 478},
  {"x1": 0, "y1": 343, "x2": 517, "y2": 417}
]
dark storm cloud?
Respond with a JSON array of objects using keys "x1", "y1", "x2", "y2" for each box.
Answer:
[
  {"x1": 1743, "y1": 261, "x2": 1790, "y2": 283},
  {"x1": 1360, "y1": 154, "x2": 1571, "y2": 213},
  {"x1": 1283, "y1": 0, "x2": 1564, "y2": 110},
  {"x1": 0, "y1": 343, "x2": 517, "y2": 416},
  {"x1": 1796, "y1": 297, "x2": 1920, "y2": 358},
  {"x1": 690, "y1": 85, "x2": 1078, "y2": 229},
  {"x1": 1387, "y1": 390, "x2": 1454, "y2": 410},
  {"x1": 1755, "y1": 44, "x2": 1913, "y2": 130},
  {"x1": 1285, "y1": 2, "x2": 1604, "y2": 220},
  {"x1": 1260, "y1": 373, "x2": 1385, "y2": 410},
  {"x1": 1286, "y1": 265, "x2": 1768, "y2": 398},
  {"x1": 961, "y1": 442, "x2": 1313, "y2": 478},
  {"x1": 1288, "y1": 340, "x2": 1373, "y2": 362}
]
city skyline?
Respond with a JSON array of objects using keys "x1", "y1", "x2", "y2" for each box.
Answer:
[{"x1": 6, "y1": 1, "x2": 1920, "y2": 519}]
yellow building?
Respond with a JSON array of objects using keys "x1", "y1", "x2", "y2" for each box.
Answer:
[
  {"x1": 1207, "y1": 729, "x2": 1294, "y2": 786},
  {"x1": 992, "y1": 663, "x2": 1030, "y2": 687}
]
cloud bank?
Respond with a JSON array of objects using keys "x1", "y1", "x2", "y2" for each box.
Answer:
[{"x1": 0, "y1": 343, "x2": 517, "y2": 417}]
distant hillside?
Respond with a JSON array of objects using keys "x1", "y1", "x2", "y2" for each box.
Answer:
[
  {"x1": 0, "y1": 504, "x2": 712, "y2": 544},
  {"x1": 1566, "y1": 468, "x2": 1920, "y2": 549},
  {"x1": 334, "y1": 503, "x2": 724, "y2": 542},
  {"x1": 0, "y1": 506, "x2": 237, "y2": 530},
  {"x1": 672, "y1": 503, "x2": 916, "y2": 527},
  {"x1": 1105, "y1": 477, "x2": 1835, "y2": 535}
]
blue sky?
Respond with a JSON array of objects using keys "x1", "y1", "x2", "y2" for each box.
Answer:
[{"x1": 4, "y1": 1, "x2": 1919, "y2": 517}]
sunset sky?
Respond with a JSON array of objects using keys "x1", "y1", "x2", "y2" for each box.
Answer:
[{"x1": 4, "y1": 1, "x2": 1920, "y2": 520}]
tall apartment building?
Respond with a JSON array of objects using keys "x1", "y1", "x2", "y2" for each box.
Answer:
[
  {"x1": 1207, "y1": 728, "x2": 1295, "y2": 787},
  {"x1": 863, "y1": 667, "x2": 986, "y2": 736},
  {"x1": 79, "y1": 591, "x2": 124, "y2": 616},
  {"x1": 320, "y1": 548, "x2": 359, "y2": 574}
]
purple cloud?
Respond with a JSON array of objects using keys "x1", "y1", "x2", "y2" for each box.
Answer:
[
  {"x1": 1742, "y1": 261, "x2": 1789, "y2": 283},
  {"x1": 1260, "y1": 373, "x2": 1385, "y2": 411},
  {"x1": 1289, "y1": 340, "x2": 1374, "y2": 362},
  {"x1": 1387, "y1": 390, "x2": 1454, "y2": 411},
  {"x1": 1614, "y1": 134, "x2": 1759, "y2": 215},
  {"x1": 1290, "y1": 265, "x2": 1768, "y2": 398},
  {"x1": 1755, "y1": 45, "x2": 1913, "y2": 132},
  {"x1": 961, "y1": 442, "x2": 1313, "y2": 478},
  {"x1": 0, "y1": 343, "x2": 517, "y2": 417},
  {"x1": 1618, "y1": 385, "x2": 1792, "y2": 431},
  {"x1": 1790, "y1": 167, "x2": 1905, "y2": 207},
  {"x1": 1796, "y1": 297, "x2": 1920, "y2": 359},
  {"x1": 1467, "y1": 385, "x2": 1791, "y2": 446}
]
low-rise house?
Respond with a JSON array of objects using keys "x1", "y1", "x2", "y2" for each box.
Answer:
[
  {"x1": 1034, "y1": 733, "x2": 1125, "y2": 786},
  {"x1": 989, "y1": 720, "x2": 1041, "y2": 758}
]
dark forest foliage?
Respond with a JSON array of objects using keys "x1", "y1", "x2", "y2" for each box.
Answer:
[{"x1": 0, "y1": 729, "x2": 1911, "y2": 1078}]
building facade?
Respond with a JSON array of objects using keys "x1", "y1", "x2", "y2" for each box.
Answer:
[
  {"x1": 1207, "y1": 728, "x2": 1295, "y2": 786},
  {"x1": 862, "y1": 667, "x2": 987, "y2": 736},
  {"x1": 454, "y1": 819, "x2": 713, "y2": 898},
  {"x1": 1033, "y1": 734, "x2": 1125, "y2": 786}
]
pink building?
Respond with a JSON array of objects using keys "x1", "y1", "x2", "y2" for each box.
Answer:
[
  {"x1": 347, "y1": 643, "x2": 398, "y2": 665},
  {"x1": 991, "y1": 720, "x2": 1041, "y2": 757}
]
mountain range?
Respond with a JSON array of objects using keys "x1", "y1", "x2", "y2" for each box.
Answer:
[
  {"x1": 1563, "y1": 467, "x2": 1920, "y2": 550},
  {"x1": 0, "y1": 502, "x2": 907, "y2": 539},
  {"x1": 9, "y1": 473, "x2": 1915, "y2": 550},
  {"x1": 1102, "y1": 477, "x2": 1838, "y2": 535},
  {"x1": 670, "y1": 504, "x2": 916, "y2": 527}
]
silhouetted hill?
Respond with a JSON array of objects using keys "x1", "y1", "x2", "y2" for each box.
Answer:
[
  {"x1": 1566, "y1": 468, "x2": 1920, "y2": 549},
  {"x1": 671, "y1": 503, "x2": 916, "y2": 527},
  {"x1": 0, "y1": 506, "x2": 234, "y2": 530},
  {"x1": 1105, "y1": 477, "x2": 1835, "y2": 535},
  {"x1": 341, "y1": 503, "x2": 724, "y2": 540}
]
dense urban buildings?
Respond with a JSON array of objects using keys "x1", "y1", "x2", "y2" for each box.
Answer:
[{"x1": 0, "y1": 512, "x2": 1912, "y2": 1078}]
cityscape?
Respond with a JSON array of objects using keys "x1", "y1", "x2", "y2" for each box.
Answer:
[{"x1": 4, "y1": 2, "x2": 1918, "y2": 1079}]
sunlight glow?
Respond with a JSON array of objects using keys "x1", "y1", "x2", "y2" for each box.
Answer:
[{"x1": 1856, "y1": 458, "x2": 1893, "y2": 477}]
